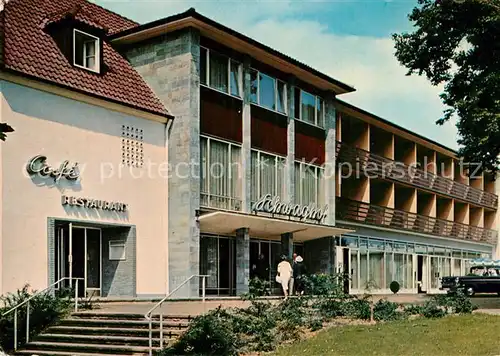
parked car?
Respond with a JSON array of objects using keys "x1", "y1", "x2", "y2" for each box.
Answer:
[{"x1": 441, "y1": 260, "x2": 500, "y2": 296}]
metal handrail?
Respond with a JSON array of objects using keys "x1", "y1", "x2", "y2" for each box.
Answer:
[
  {"x1": 1, "y1": 277, "x2": 84, "y2": 350},
  {"x1": 145, "y1": 275, "x2": 209, "y2": 356}
]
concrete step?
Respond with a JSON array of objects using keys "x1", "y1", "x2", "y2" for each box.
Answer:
[
  {"x1": 72, "y1": 312, "x2": 194, "y2": 321},
  {"x1": 60, "y1": 318, "x2": 190, "y2": 329},
  {"x1": 35, "y1": 333, "x2": 167, "y2": 347},
  {"x1": 21, "y1": 341, "x2": 160, "y2": 355},
  {"x1": 46, "y1": 325, "x2": 184, "y2": 337},
  {"x1": 15, "y1": 350, "x2": 133, "y2": 356}
]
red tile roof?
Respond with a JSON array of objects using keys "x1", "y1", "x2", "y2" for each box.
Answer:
[{"x1": 1, "y1": 0, "x2": 171, "y2": 118}]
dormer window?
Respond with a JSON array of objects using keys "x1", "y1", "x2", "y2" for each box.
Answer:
[{"x1": 73, "y1": 29, "x2": 100, "y2": 73}]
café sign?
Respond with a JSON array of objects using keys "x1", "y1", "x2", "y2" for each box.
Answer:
[
  {"x1": 252, "y1": 194, "x2": 328, "y2": 223},
  {"x1": 62, "y1": 195, "x2": 128, "y2": 212},
  {"x1": 26, "y1": 155, "x2": 79, "y2": 182}
]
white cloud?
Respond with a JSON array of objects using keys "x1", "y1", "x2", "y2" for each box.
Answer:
[
  {"x1": 241, "y1": 18, "x2": 458, "y2": 149},
  {"x1": 97, "y1": 0, "x2": 459, "y2": 149}
]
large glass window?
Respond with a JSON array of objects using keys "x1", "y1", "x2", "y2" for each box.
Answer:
[
  {"x1": 200, "y1": 47, "x2": 241, "y2": 97},
  {"x1": 251, "y1": 150, "x2": 286, "y2": 203},
  {"x1": 200, "y1": 137, "x2": 242, "y2": 210},
  {"x1": 250, "y1": 69, "x2": 287, "y2": 114},
  {"x1": 294, "y1": 162, "x2": 324, "y2": 206},
  {"x1": 298, "y1": 89, "x2": 324, "y2": 128}
]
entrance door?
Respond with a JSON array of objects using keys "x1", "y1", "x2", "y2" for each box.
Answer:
[
  {"x1": 55, "y1": 224, "x2": 102, "y2": 297},
  {"x1": 85, "y1": 228, "x2": 102, "y2": 297},
  {"x1": 429, "y1": 256, "x2": 443, "y2": 293}
]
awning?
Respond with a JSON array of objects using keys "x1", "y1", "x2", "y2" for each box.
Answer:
[{"x1": 198, "y1": 211, "x2": 354, "y2": 242}]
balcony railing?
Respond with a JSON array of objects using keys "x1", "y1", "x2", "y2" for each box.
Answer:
[
  {"x1": 336, "y1": 141, "x2": 498, "y2": 209},
  {"x1": 336, "y1": 197, "x2": 498, "y2": 245}
]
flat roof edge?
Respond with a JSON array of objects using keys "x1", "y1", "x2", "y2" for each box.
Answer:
[{"x1": 109, "y1": 8, "x2": 356, "y2": 95}]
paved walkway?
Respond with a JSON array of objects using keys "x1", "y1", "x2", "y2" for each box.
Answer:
[{"x1": 88, "y1": 294, "x2": 431, "y2": 316}]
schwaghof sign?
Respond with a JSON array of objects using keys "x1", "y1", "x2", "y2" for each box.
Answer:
[
  {"x1": 252, "y1": 194, "x2": 328, "y2": 223},
  {"x1": 62, "y1": 195, "x2": 128, "y2": 212},
  {"x1": 26, "y1": 155, "x2": 79, "y2": 182}
]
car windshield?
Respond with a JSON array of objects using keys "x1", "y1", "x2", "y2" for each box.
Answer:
[{"x1": 470, "y1": 266, "x2": 500, "y2": 276}]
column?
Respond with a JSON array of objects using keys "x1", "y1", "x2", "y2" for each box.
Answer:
[
  {"x1": 281, "y1": 232, "x2": 293, "y2": 259},
  {"x1": 324, "y1": 93, "x2": 337, "y2": 225},
  {"x1": 236, "y1": 228, "x2": 250, "y2": 295},
  {"x1": 241, "y1": 57, "x2": 252, "y2": 212}
]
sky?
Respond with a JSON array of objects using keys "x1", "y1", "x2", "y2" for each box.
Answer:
[{"x1": 94, "y1": 0, "x2": 459, "y2": 150}]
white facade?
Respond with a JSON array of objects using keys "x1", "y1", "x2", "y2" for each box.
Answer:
[{"x1": 0, "y1": 80, "x2": 169, "y2": 297}]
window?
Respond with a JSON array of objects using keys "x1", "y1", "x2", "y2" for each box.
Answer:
[
  {"x1": 200, "y1": 46, "x2": 241, "y2": 97},
  {"x1": 297, "y1": 89, "x2": 324, "y2": 128},
  {"x1": 250, "y1": 69, "x2": 287, "y2": 114},
  {"x1": 109, "y1": 241, "x2": 126, "y2": 261},
  {"x1": 200, "y1": 136, "x2": 242, "y2": 210},
  {"x1": 294, "y1": 162, "x2": 324, "y2": 205},
  {"x1": 73, "y1": 29, "x2": 100, "y2": 73},
  {"x1": 251, "y1": 150, "x2": 286, "y2": 202}
]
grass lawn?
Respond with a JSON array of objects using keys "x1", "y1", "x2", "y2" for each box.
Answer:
[{"x1": 273, "y1": 314, "x2": 500, "y2": 356}]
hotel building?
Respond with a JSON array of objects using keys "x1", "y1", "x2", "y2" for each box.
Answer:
[{"x1": 1, "y1": 0, "x2": 498, "y2": 298}]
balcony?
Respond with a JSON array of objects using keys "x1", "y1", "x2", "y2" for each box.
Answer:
[
  {"x1": 336, "y1": 197, "x2": 498, "y2": 245},
  {"x1": 336, "y1": 141, "x2": 498, "y2": 210}
]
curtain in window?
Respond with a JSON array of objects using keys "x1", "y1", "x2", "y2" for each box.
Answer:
[
  {"x1": 200, "y1": 138, "x2": 209, "y2": 196},
  {"x1": 301, "y1": 91, "x2": 316, "y2": 125},
  {"x1": 230, "y1": 60, "x2": 240, "y2": 97},
  {"x1": 251, "y1": 151, "x2": 259, "y2": 203},
  {"x1": 277, "y1": 81, "x2": 286, "y2": 113},
  {"x1": 84, "y1": 40, "x2": 96, "y2": 68},
  {"x1": 302, "y1": 165, "x2": 317, "y2": 205},
  {"x1": 276, "y1": 157, "x2": 286, "y2": 198},
  {"x1": 209, "y1": 52, "x2": 228, "y2": 93},
  {"x1": 369, "y1": 251, "x2": 384, "y2": 290},
  {"x1": 210, "y1": 140, "x2": 229, "y2": 206},
  {"x1": 294, "y1": 163, "x2": 301, "y2": 204},
  {"x1": 316, "y1": 97, "x2": 324, "y2": 127},
  {"x1": 230, "y1": 146, "x2": 241, "y2": 205},
  {"x1": 259, "y1": 73, "x2": 276, "y2": 110},
  {"x1": 260, "y1": 153, "x2": 276, "y2": 196}
]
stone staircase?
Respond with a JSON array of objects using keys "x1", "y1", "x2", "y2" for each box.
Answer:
[{"x1": 14, "y1": 312, "x2": 192, "y2": 355}]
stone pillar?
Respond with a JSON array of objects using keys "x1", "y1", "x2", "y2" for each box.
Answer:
[
  {"x1": 281, "y1": 232, "x2": 294, "y2": 259},
  {"x1": 324, "y1": 94, "x2": 337, "y2": 226},
  {"x1": 241, "y1": 57, "x2": 252, "y2": 212},
  {"x1": 125, "y1": 28, "x2": 201, "y2": 298},
  {"x1": 236, "y1": 228, "x2": 250, "y2": 295},
  {"x1": 286, "y1": 77, "x2": 296, "y2": 202}
]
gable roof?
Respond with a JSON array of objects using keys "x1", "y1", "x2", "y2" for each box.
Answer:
[{"x1": 1, "y1": 0, "x2": 172, "y2": 119}]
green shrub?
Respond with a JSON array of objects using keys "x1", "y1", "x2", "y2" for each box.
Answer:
[
  {"x1": 373, "y1": 299, "x2": 402, "y2": 321},
  {"x1": 341, "y1": 297, "x2": 371, "y2": 320},
  {"x1": 302, "y1": 274, "x2": 345, "y2": 297},
  {"x1": 403, "y1": 304, "x2": 424, "y2": 315},
  {"x1": 432, "y1": 289, "x2": 476, "y2": 314},
  {"x1": 243, "y1": 277, "x2": 271, "y2": 300},
  {"x1": 421, "y1": 301, "x2": 447, "y2": 318},
  {"x1": 0, "y1": 285, "x2": 71, "y2": 351},
  {"x1": 160, "y1": 307, "x2": 239, "y2": 356},
  {"x1": 389, "y1": 281, "x2": 400, "y2": 294}
]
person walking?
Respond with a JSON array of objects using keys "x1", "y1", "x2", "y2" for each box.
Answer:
[
  {"x1": 293, "y1": 255, "x2": 306, "y2": 295},
  {"x1": 277, "y1": 255, "x2": 293, "y2": 299}
]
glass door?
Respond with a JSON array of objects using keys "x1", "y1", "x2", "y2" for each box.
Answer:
[
  {"x1": 349, "y1": 249, "x2": 360, "y2": 294},
  {"x1": 85, "y1": 228, "x2": 102, "y2": 296},
  {"x1": 429, "y1": 256, "x2": 441, "y2": 292}
]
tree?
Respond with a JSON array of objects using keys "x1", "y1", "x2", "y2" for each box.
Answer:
[
  {"x1": 393, "y1": 0, "x2": 500, "y2": 173},
  {"x1": 0, "y1": 123, "x2": 14, "y2": 141}
]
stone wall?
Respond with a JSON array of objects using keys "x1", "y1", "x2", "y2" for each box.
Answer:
[{"x1": 125, "y1": 29, "x2": 201, "y2": 297}]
